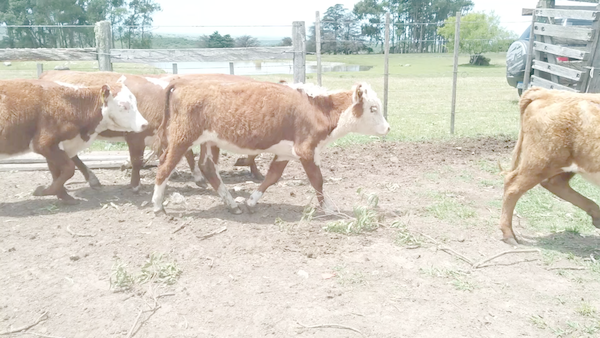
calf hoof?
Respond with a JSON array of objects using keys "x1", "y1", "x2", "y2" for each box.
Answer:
[
  {"x1": 89, "y1": 180, "x2": 102, "y2": 189},
  {"x1": 153, "y1": 206, "x2": 167, "y2": 216},
  {"x1": 131, "y1": 185, "x2": 141, "y2": 194},
  {"x1": 245, "y1": 201, "x2": 256, "y2": 214},
  {"x1": 229, "y1": 206, "x2": 243, "y2": 215},
  {"x1": 502, "y1": 236, "x2": 519, "y2": 247},
  {"x1": 32, "y1": 186, "x2": 47, "y2": 196},
  {"x1": 59, "y1": 198, "x2": 80, "y2": 206},
  {"x1": 195, "y1": 179, "x2": 208, "y2": 189},
  {"x1": 250, "y1": 171, "x2": 265, "y2": 182}
]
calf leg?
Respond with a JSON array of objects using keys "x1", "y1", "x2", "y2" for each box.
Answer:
[
  {"x1": 198, "y1": 144, "x2": 241, "y2": 214},
  {"x1": 246, "y1": 157, "x2": 288, "y2": 211},
  {"x1": 33, "y1": 148, "x2": 77, "y2": 203},
  {"x1": 234, "y1": 155, "x2": 264, "y2": 181},
  {"x1": 125, "y1": 134, "x2": 147, "y2": 193},
  {"x1": 500, "y1": 170, "x2": 550, "y2": 245},
  {"x1": 300, "y1": 158, "x2": 335, "y2": 214},
  {"x1": 71, "y1": 155, "x2": 101, "y2": 188},
  {"x1": 540, "y1": 172, "x2": 600, "y2": 227},
  {"x1": 152, "y1": 143, "x2": 191, "y2": 214},
  {"x1": 185, "y1": 148, "x2": 207, "y2": 188}
]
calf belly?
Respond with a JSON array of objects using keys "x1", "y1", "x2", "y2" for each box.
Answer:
[
  {"x1": 193, "y1": 131, "x2": 299, "y2": 161},
  {"x1": 562, "y1": 164, "x2": 600, "y2": 187}
]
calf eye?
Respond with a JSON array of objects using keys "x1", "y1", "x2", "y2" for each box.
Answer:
[{"x1": 370, "y1": 106, "x2": 378, "y2": 113}]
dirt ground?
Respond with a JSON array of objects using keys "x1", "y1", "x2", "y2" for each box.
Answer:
[{"x1": 2, "y1": 137, "x2": 600, "y2": 338}]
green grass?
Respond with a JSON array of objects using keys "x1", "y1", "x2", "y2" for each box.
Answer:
[{"x1": 425, "y1": 192, "x2": 476, "y2": 221}]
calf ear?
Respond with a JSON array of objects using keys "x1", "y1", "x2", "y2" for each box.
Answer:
[
  {"x1": 352, "y1": 83, "x2": 364, "y2": 103},
  {"x1": 100, "y1": 84, "x2": 111, "y2": 106}
]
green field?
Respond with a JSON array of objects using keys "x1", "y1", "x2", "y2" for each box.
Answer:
[{"x1": 0, "y1": 52, "x2": 519, "y2": 144}]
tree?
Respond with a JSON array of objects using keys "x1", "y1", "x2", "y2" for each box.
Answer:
[
  {"x1": 352, "y1": 0, "x2": 474, "y2": 53},
  {"x1": 320, "y1": 4, "x2": 366, "y2": 55},
  {"x1": 437, "y1": 12, "x2": 516, "y2": 63},
  {"x1": 198, "y1": 31, "x2": 235, "y2": 48},
  {"x1": 234, "y1": 35, "x2": 259, "y2": 47},
  {"x1": 123, "y1": 0, "x2": 161, "y2": 48},
  {"x1": 279, "y1": 37, "x2": 292, "y2": 46}
]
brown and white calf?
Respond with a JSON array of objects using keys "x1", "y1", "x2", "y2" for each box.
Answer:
[
  {"x1": 0, "y1": 79, "x2": 147, "y2": 202},
  {"x1": 151, "y1": 78, "x2": 390, "y2": 214},
  {"x1": 501, "y1": 87, "x2": 600, "y2": 245},
  {"x1": 40, "y1": 71, "x2": 264, "y2": 191}
]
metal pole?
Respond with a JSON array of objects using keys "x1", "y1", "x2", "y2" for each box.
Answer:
[
  {"x1": 229, "y1": 62, "x2": 234, "y2": 75},
  {"x1": 315, "y1": 11, "x2": 322, "y2": 86},
  {"x1": 522, "y1": 13, "x2": 536, "y2": 91},
  {"x1": 450, "y1": 11, "x2": 461, "y2": 135},
  {"x1": 172, "y1": 63, "x2": 178, "y2": 74},
  {"x1": 384, "y1": 12, "x2": 390, "y2": 120}
]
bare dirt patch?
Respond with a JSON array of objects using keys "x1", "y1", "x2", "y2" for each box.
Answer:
[{"x1": 2, "y1": 136, "x2": 600, "y2": 338}]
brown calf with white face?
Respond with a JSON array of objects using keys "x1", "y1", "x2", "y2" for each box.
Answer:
[
  {"x1": 501, "y1": 87, "x2": 600, "y2": 245},
  {"x1": 151, "y1": 78, "x2": 390, "y2": 214},
  {"x1": 0, "y1": 79, "x2": 147, "y2": 202}
]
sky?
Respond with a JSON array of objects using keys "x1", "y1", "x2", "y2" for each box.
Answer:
[{"x1": 150, "y1": 0, "x2": 587, "y2": 38}]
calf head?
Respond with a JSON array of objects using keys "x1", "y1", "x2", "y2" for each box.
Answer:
[
  {"x1": 100, "y1": 83, "x2": 148, "y2": 133},
  {"x1": 350, "y1": 83, "x2": 390, "y2": 136}
]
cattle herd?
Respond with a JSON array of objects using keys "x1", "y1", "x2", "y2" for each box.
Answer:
[{"x1": 1, "y1": 71, "x2": 600, "y2": 246}]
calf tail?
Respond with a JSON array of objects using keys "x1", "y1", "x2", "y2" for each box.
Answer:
[
  {"x1": 503, "y1": 87, "x2": 542, "y2": 175},
  {"x1": 153, "y1": 82, "x2": 176, "y2": 159}
]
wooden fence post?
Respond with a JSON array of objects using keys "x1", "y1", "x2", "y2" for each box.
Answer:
[
  {"x1": 384, "y1": 12, "x2": 390, "y2": 120},
  {"x1": 229, "y1": 62, "x2": 234, "y2": 75},
  {"x1": 36, "y1": 63, "x2": 43, "y2": 78},
  {"x1": 95, "y1": 21, "x2": 112, "y2": 71},
  {"x1": 450, "y1": 11, "x2": 461, "y2": 135},
  {"x1": 292, "y1": 21, "x2": 306, "y2": 83},
  {"x1": 315, "y1": 12, "x2": 322, "y2": 86},
  {"x1": 172, "y1": 63, "x2": 178, "y2": 74}
]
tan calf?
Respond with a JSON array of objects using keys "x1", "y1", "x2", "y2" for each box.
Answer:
[
  {"x1": 501, "y1": 87, "x2": 600, "y2": 245},
  {"x1": 0, "y1": 79, "x2": 147, "y2": 202},
  {"x1": 152, "y1": 78, "x2": 390, "y2": 214}
]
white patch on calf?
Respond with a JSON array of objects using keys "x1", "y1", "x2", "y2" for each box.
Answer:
[
  {"x1": 562, "y1": 163, "x2": 600, "y2": 187},
  {"x1": 54, "y1": 81, "x2": 85, "y2": 90},
  {"x1": 144, "y1": 77, "x2": 170, "y2": 89},
  {"x1": 562, "y1": 163, "x2": 580, "y2": 173},
  {"x1": 194, "y1": 131, "x2": 300, "y2": 161},
  {"x1": 246, "y1": 191, "x2": 263, "y2": 207},
  {"x1": 117, "y1": 75, "x2": 127, "y2": 84},
  {"x1": 59, "y1": 135, "x2": 97, "y2": 158},
  {"x1": 102, "y1": 84, "x2": 148, "y2": 133},
  {"x1": 152, "y1": 180, "x2": 168, "y2": 212}
]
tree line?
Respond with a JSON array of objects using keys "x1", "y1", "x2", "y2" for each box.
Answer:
[
  {"x1": 0, "y1": 0, "x2": 516, "y2": 57},
  {"x1": 0, "y1": 0, "x2": 161, "y2": 48}
]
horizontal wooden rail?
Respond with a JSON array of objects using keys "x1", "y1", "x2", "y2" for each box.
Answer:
[
  {"x1": 110, "y1": 47, "x2": 294, "y2": 63},
  {"x1": 532, "y1": 60, "x2": 583, "y2": 81},
  {"x1": 534, "y1": 8, "x2": 599, "y2": 21},
  {"x1": 534, "y1": 23, "x2": 594, "y2": 41},
  {"x1": 533, "y1": 41, "x2": 587, "y2": 60},
  {"x1": 0, "y1": 48, "x2": 97, "y2": 61},
  {"x1": 530, "y1": 75, "x2": 579, "y2": 92}
]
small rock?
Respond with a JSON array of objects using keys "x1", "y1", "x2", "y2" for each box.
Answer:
[
  {"x1": 390, "y1": 156, "x2": 399, "y2": 163},
  {"x1": 7, "y1": 247, "x2": 16, "y2": 252},
  {"x1": 233, "y1": 186, "x2": 242, "y2": 192},
  {"x1": 169, "y1": 192, "x2": 185, "y2": 204},
  {"x1": 69, "y1": 255, "x2": 80, "y2": 261},
  {"x1": 297, "y1": 270, "x2": 309, "y2": 279},
  {"x1": 140, "y1": 201, "x2": 149, "y2": 207},
  {"x1": 234, "y1": 196, "x2": 245, "y2": 204}
]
